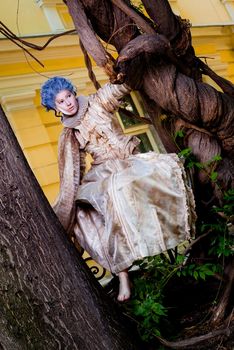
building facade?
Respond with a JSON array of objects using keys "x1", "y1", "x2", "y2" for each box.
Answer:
[{"x1": 0, "y1": 0, "x2": 234, "y2": 204}]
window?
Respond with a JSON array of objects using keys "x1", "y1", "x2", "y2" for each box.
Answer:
[{"x1": 116, "y1": 91, "x2": 165, "y2": 154}]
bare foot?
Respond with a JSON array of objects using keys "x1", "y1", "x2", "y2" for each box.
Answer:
[{"x1": 117, "y1": 270, "x2": 131, "y2": 302}]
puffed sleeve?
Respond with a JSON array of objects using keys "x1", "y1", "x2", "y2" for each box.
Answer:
[{"x1": 93, "y1": 83, "x2": 131, "y2": 113}]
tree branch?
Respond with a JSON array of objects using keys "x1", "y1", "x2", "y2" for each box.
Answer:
[
  {"x1": 211, "y1": 259, "x2": 234, "y2": 325},
  {"x1": 183, "y1": 229, "x2": 213, "y2": 256},
  {"x1": 0, "y1": 21, "x2": 76, "y2": 51},
  {"x1": 156, "y1": 324, "x2": 234, "y2": 349},
  {"x1": 66, "y1": 0, "x2": 112, "y2": 69},
  {"x1": 79, "y1": 39, "x2": 101, "y2": 90},
  {"x1": 117, "y1": 33, "x2": 170, "y2": 63},
  {"x1": 143, "y1": 64, "x2": 234, "y2": 156},
  {"x1": 198, "y1": 58, "x2": 234, "y2": 98},
  {"x1": 141, "y1": 0, "x2": 181, "y2": 41},
  {"x1": 110, "y1": 0, "x2": 156, "y2": 34}
]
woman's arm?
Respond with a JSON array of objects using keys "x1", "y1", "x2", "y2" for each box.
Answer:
[{"x1": 94, "y1": 83, "x2": 131, "y2": 113}]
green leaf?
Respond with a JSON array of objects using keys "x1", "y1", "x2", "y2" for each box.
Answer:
[
  {"x1": 210, "y1": 171, "x2": 218, "y2": 182},
  {"x1": 178, "y1": 148, "x2": 192, "y2": 158},
  {"x1": 174, "y1": 130, "x2": 185, "y2": 138},
  {"x1": 212, "y1": 155, "x2": 222, "y2": 162},
  {"x1": 194, "y1": 162, "x2": 204, "y2": 169},
  {"x1": 199, "y1": 272, "x2": 206, "y2": 280},
  {"x1": 176, "y1": 255, "x2": 185, "y2": 264}
]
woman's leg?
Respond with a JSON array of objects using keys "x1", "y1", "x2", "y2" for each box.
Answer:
[{"x1": 117, "y1": 269, "x2": 131, "y2": 302}]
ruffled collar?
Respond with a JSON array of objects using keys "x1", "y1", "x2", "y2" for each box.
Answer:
[{"x1": 61, "y1": 95, "x2": 89, "y2": 128}]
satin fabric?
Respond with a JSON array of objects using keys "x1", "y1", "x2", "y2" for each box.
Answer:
[
  {"x1": 55, "y1": 83, "x2": 196, "y2": 274},
  {"x1": 75, "y1": 153, "x2": 196, "y2": 273}
]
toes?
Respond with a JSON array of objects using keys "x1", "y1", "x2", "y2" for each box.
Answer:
[
  {"x1": 117, "y1": 271, "x2": 131, "y2": 302},
  {"x1": 117, "y1": 291, "x2": 131, "y2": 302},
  {"x1": 117, "y1": 294, "x2": 128, "y2": 302}
]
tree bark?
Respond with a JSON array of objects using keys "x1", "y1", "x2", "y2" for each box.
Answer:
[
  {"x1": 142, "y1": 0, "x2": 181, "y2": 41},
  {"x1": 211, "y1": 259, "x2": 234, "y2": 325},
  {"x1": 0, "y1": 105, "x2": 139, "y2": 349},
  {"x1": 66, "y1": 0, "x2": 109, "y2": 67},
  {"x1": 67, "y1": 1, "x2": 233, "y2": 185},
  {"x1": 111, "y1": 0, "x2": 155, "y2": 35},
  {"x1": 79, "y1": 0, "x2": 139, "y2": 51}
]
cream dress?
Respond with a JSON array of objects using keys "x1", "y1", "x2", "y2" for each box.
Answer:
[{"x1": 59, "y1": 83, "x2": 196, "y2": 274}]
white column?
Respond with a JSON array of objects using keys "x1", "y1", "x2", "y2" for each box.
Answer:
[
  {"x1": 221, "y1": 0, "x2": 234, "y2": 21},
  {"x1": 35, "y1": 0, "x2": 65, "y2": 33}
]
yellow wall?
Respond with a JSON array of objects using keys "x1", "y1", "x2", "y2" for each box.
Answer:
[
  {"x1": 0, "y1": 0, "x2": 51, "y2": 36},
  {"x1": 0, "y1": 0, "x2": 234, "y2": 203},
  {"x1": 174, "y1": 0, "x2": 231, "y2": 24},
  {"x1": 0, "y1": 36, "x2": 108, "y2": 202},
  {"x1": 193, "y1": 26, "x2": 234, "y2": 82}
]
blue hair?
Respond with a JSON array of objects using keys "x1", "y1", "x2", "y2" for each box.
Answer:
[{"x1": 40, "y1": 76, "x2": 76, "y2": 111}]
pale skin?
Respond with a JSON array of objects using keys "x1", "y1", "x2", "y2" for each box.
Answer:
[
  {"x1": 117, "y1": 270, "x2": 131, "y2": 302},
  {"x1": 55, "y1": 90, "x2": 79, "y2": 116},
  {"x1": 55, "y1": 90, "x2": 132, "y2": 301}
]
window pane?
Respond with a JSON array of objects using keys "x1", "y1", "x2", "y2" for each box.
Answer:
[
  {"x1": 137, "y1": 133, "x2": 154, "y2": 153},
  {"x1": 119, "y1": 95, "x2": 145, "y2": 128}
]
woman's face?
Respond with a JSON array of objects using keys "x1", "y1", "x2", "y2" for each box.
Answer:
[{"x1": 55, "y1": 89, "x2": 78, "y2": 116}]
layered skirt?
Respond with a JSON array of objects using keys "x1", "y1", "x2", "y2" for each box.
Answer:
[{"x1": 74, "y1": 152, "x2": 196, "y2": 274}]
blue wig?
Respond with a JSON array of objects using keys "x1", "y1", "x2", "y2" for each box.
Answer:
[{"x1": 40, "y1": 76, "x2": 76, "y2": 111}]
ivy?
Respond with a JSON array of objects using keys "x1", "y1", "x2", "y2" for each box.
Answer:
[{"x1": 177, "y1": 262, "x2": 222, "y2": 280}]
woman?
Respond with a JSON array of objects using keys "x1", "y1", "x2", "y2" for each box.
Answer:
[{"x1": 41, "y1": 76, "x2": 196, "y2": 301}]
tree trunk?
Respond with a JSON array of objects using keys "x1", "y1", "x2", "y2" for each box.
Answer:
[
  {"x1": 0, "y1": 105, "x2": 139, "y2": 349},
  {"x1": 64, "y1": 1, "x2": 234, "y2": 336},
  {"x1": 67, "y1": 0, "x2": 233, "y2": 203}
]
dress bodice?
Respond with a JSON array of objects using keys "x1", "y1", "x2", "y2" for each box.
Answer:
[
  {"x1": 74, "y1": 101, "x2": 139, "y2": 164},
  {"x1": 62, "y1": 83, "x2": 139, "y2": 164}
]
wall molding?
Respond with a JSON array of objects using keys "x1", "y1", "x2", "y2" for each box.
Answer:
[{"x1": 1, "y1": 91, "x2": 37, "y2": 112}]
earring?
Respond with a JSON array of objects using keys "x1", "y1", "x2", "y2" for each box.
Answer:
[{"x1": 55, "y1": 110, "x2": 62, "y2": 118}]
